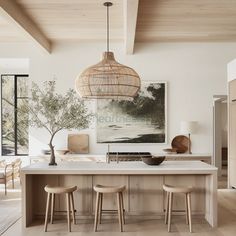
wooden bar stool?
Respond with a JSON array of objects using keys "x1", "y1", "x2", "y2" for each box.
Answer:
[
  {"x1": 44, "y1": 185, "x2": 77, "y2": 232},
  {"x1": 163, "y1": 184, "x2": 193, "y2": 233},
  {"x1": 93, "y1": 184, "x2": 126, "y2": 232}
]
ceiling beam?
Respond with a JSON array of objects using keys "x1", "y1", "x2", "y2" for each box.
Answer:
[
  {"x1": 0, "y1": 0, "x2": 51, "y2": 53},
  {"x1": 124, "y1": 0, "x2": 139, "y2": 54}
]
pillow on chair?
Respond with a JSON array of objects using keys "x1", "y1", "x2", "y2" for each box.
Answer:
[{"x1": 0, "y1": 160, "x2": 6, "y2": 168}]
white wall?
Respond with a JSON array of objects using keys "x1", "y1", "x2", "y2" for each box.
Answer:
[
  {"x1": 213, "y1": 100, "x2": 222, "y2": 175},
  {"x1": 0, "y1": 42, "x2": 235, "y2": 156},
  {"x1": 228, "y1": 58, "x2": 236, "y2": 81}
]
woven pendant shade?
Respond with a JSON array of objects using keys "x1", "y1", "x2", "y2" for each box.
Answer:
[{"x1": 75, "y1": 52, "x2": 141, "y2": 100}]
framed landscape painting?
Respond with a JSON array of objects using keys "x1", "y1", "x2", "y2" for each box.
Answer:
[{"x1": 96, "y1": 81, "x2": 167, "y2": 143}]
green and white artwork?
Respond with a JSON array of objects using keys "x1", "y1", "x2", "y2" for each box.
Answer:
[{"x1": 96, "y1": 81, "x2": 167, "y2": 143}]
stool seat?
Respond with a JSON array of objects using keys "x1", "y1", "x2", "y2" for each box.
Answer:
[
  {"x1": 44, "y1": 185, "x2": 77, "y2": 194},
  {"x1": 163, "y1": 184, "x2": 192, "y2": 193},
  {"x1": 94, "y1": 184, "x2": 125, "y2": 193}
]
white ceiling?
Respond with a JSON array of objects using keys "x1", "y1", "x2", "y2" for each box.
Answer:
[{"x1": 1, "y1": 0, "x2": 236, "y2": 53}]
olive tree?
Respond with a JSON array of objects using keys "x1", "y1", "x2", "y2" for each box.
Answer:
[{"x1": 24, "y1": 80, "x2": 92, "y2": 165}]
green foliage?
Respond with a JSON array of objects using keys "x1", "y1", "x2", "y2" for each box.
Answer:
[{"x1": 23, "y1": 80, "x2": 92, "y2": 136}]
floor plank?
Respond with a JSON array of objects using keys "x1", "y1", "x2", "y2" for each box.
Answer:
[{"x1": 2, "y1": 189, "x2": 236, "y2": 236}]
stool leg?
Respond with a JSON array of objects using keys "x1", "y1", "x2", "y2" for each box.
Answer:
[
  {"x1": 12, "y1": 175, "x2": 14, "y2": 189},
  {"x1": 165, "y1": 191, "x2": 169, "y2": 224},
  {"x1": 187, "y1": 193, "x2": 192, "y2": 233},
  {"x1": 66, "y1": 193, "x2": 71, "y2": 232},
  {"x1": 44, "y1": 193, "x2": 51, "y2": 232},
  {"x1": 120, "y1": 192, "x2": 125, "y2": 225},
  {"x1": 167, "y1": 192, "x2": 173, "y2": 233},
  {"x1": 94, "y1": 192, "x2": 101, "y2": 232},
  {"x1": 185, "y1": 193, "x2": 189, "y2": 225},
  {"x1": 50, "y1": 193, "x2": 55, "y2": 224},
  {"x1": 70, "y1": 192, "x2": 76, "y2": 224},
  {"x1": 117, "y1": 192, "x2": 123, "y2": 232},
  {"x1": 99, "y1": 193, "x2": 103, "y2": 224}
]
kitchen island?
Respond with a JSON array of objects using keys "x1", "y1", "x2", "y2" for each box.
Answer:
[{"x1": 21, "y1": 161, "x2": 217, "y2": 228}]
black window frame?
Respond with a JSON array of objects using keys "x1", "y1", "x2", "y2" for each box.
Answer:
[{"x1": 1, "y1": 74, "x2": 29, "y2": 156}]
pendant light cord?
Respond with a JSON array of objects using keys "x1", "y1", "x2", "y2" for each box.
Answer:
[{"x1": 106, "y1": 4, "x2": 109, "y2": 52}]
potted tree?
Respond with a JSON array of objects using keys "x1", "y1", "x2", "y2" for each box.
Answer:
[{"x1": 23, "y1": 80, "x2": 92, "y2": 165}]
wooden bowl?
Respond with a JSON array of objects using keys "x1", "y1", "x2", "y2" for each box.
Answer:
[
  {"x1": 41, "y1": 149, "x2": 51, "y2": 155},
  {"x1": 171, "y1": 135, "x2": 190, "y2": 153},
  {"x1": 142, "y1": 156, "x2": 165, "y2": 165}
]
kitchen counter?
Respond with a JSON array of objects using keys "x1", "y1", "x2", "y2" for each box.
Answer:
[
  {"x1": 22, "y1": 160, "x2": 216, "y2": 175},
  {"x1": 21, "y1": 160, "x2": 217, "y2": 228}
]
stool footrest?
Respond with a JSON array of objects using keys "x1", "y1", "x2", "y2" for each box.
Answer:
[
  {"x1": 53, "y1": 210, "x2": 76, "y2": 213},
  {"x1": 101, "y1": 209, "x2": 125, "y2": 213},
  {"x1": 164, "y1": 209, "x2": 186, "y2": 213}
]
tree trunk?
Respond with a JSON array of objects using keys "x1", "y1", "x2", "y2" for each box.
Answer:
[{"x1": 48, "y1": 134, "x2": 57, "y2": 166}]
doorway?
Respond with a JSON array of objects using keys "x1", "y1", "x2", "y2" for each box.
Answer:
[{"x1": 213, "y1": 95, "x2": 228, "y2": 189}]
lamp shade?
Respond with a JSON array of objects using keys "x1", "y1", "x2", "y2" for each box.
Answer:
[
  {"x1": 75, "y1": 52, "x2": 141, "y2": 100},
  {"x1": 180, "y1": 121, "x2": 198, "y2": 134}
]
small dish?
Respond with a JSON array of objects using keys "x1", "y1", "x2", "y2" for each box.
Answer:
[
  {"x1": 163, "y1": 148, "x2": 177, "y2": 154},
  {"x1": 142, "y1": 156, "x2": 165, "y2": 165},
  {"x1": 56, "y1": 149, "x2": 70, "y2": 155}
]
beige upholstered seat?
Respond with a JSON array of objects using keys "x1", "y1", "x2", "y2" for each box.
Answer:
[
  {"x1": 94, "y1": 184, "x2": 126, "y2": 193},
  {"x1": 44, "y1": 185, "x2": 77, "y2": 232},
  {"x1": 163, "y1": 184, "x2": 193, "y2": 233},
  {"x1": 163, "y1": 184, "x2": 192, "y2": 193},
  {"x1": 93, "y1": 184, "x2": 126, "y2": 232},
  {"x1": 44, "y1": 185, "x2": 77, "y2": 194}
]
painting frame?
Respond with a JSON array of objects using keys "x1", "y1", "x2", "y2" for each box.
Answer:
[{"x1": 96, "y1": 81, "x2": 168, "y2": 144}]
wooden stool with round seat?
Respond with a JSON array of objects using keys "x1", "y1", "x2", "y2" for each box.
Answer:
[
  {"x1": 44, "y1": 185, "x2": 77, "y2": 232},
  {"x1": 163, "y1": 184, "x2": 193, "y2": 233},
  {"x1": 93, "y1": 184, "x2": 126, "y2": 232}
]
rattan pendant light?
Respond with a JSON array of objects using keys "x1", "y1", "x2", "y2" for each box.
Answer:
[{"x1": 75, "y1": 2, "x2": 141, "y2": 100}]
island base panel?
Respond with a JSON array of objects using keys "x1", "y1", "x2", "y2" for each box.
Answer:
[{"x1": 22, "y1": 174, "x2": 212, "y2": 227}]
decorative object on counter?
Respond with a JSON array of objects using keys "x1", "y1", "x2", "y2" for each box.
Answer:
[
  {"x1": 75, "y1": 2, "x2": 140, "y2": 100},
  {"x1": 56, "y1": 149, "x2": 69, "y2": 155},
  {"x1": 163, "y1": 148, "x2": 177, "y2": 154},
  {"x1": 142, "y1": 156, "x2": 165, "y2": 165},
  {"x1": 68, "y1": 134, "x2": 89, "y2": 154},
  {"x1": 180, "y1": 121, "x2": 198, "y2": 154},
  {"x1": 171, "y1": 135, "x2": 190, "y2": 153},
  {"x1": 41, "y1": 149, "x2": 51, "y2": 155},
  {"x1": 106, "y1": 152, "x2": 152, "y2": 163},
  {"x1": 21, "y1": 80, "x2": 92, "y2": 166},
  {"x1": 97, "y1": 81, "x2": 167, "y2": 143}
]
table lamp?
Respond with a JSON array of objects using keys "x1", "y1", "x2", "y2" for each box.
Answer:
[{"x1": 180, "y1": 121, "x2": 198, "y2": 154}]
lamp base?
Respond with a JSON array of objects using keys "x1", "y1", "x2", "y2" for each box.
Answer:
[{"x1": 188, "y1": 133, "x2": 192, "y2": 154}]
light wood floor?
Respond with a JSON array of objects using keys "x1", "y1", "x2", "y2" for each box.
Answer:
[{"x1": 2, "y1": 189, "x2": 236, "y2": 236}]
